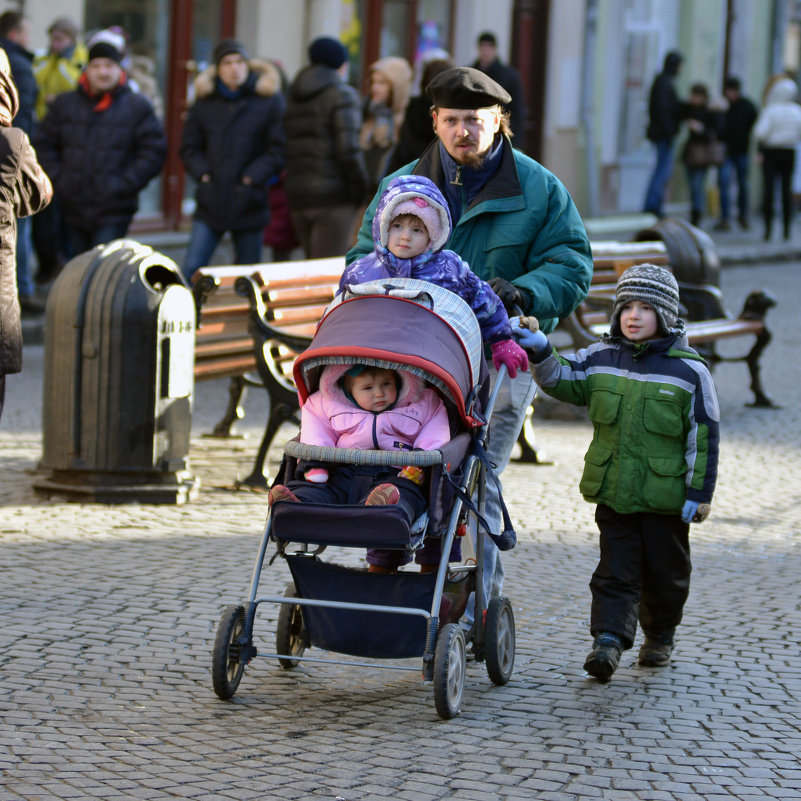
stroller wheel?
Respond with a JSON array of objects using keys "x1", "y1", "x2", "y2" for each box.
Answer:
[
  {"x1": 485, "y1": 597, "x2": 516, "y2": 685},
  {"x1": 433, "y1": 623, "x2": 466, "y2": 719},
  {"x1": 276, "y1": 584, "x2": 307, "y2": 668},
  {"x1": 212, "y1": 605, "x2": 248, "y2": 699}
]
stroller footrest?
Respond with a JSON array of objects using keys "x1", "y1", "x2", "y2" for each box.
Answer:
[{"x1": 271, "y1": 502, "x2": 424, "y2": 550}]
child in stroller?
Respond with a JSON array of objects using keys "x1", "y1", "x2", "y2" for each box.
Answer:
[{"x1": 268, "y1": 361, "x2": 453, "y2": 573}]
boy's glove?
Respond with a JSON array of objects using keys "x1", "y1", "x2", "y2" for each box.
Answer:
[
  {"x1": 305, "y1": 467, "x2": 328, "y2": 483},
  {"x1": 490, "y1": 338, "x2": 529, "y2": 378},
  {"x1": 488, "y1": 277, "x2": 531, "y2": 314},
  {"x1": 681, "y1": 500, "x2": 711, "y2": 523},
  {"x1": 509, "y1": 315, "x2": 549, "y2": 352},
  {"x1": 398, "y1": 465, "x2": 425, "y2": 486}
]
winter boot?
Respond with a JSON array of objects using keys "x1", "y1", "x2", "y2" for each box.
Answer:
[
  {"x1": 583, "y1": 633, "x2": 622, "y2": 681},
  {"x1": 365, "y1": 483, "x2": 400, "y2": 506},
  {"x1": 638, "y1": 633, "x2": 675, "y2": 667}
]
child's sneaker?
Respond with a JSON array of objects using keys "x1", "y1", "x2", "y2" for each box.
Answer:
[
  {"x1": 365, "y1": 483, "x2": 400, "y2": 506},
  {"x1": 638, "y1": 635, "x2": 674, "y2": 667},
  {"x1": 583, "y1": 633, "x2": 622, "y2": 681},
  {"x1": 268, "y1": 484, "x2": 299, "y2": 507}
]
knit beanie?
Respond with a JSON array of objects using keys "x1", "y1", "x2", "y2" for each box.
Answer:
[
  {"x1": 308, "y1": 37, "x2": 348, "y2": 70},
  {"x1": 48, "y1": 16, "x2": 79, "y2": 41},
  {"x1": 88, "y1": 41, "x2": 122, "y2": 63},
  {"x1": 611, "y1": 264, "x2": 680, "y2": 337},
  {"x1": 213, "y1": 38, "x2": 249, "y2": 66}
]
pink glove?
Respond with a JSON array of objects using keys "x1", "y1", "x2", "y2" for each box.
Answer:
[
  {"x1": 305, "y1": 468, "x2": 328, "y2": 483},
  {"x1": 490, "y1": 338, "x2": 529, "y2": 378}
]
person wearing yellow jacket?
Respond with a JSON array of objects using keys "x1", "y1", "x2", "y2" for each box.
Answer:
[{"x1": 31, "y1": 16, "x2": 86, "y2": 285}]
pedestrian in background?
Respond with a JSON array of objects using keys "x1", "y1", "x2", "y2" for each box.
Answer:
[
  {"x1": 179, "y1": 39, "x2": 286, "y2": 281},
  {"x1": 0, "y1": 10, "x2": 41, "y2": 315},
  {"x1": 470, "y1": 32, "x2": 526, "y2": 141},
  {"x1": 385, "y1": 56, "x2": 454, "y2": 175},
  {"x1": 31, "y1": 16, "x2": 87, "y2": 286},
  {"x1": 515, "y1": 265, "x2": 719, "y2": 682},
  {"x1": 0, "y1": 49, "x2": 52, "y2": 422},
  {"x1": 359, "y1": 56, "x2": 413, "y2": 198},
  {"x1": 679, "y1": 83, "x2": 723, "y2": 227},
  {"x1": 643, "y1": 51, "x2": 684, "y2": 218},
  {"x1": 753, "y1": 76, "x2": 801, "y2": 241},
  {"x1": 284, "y1": 36, "x2": 368, "y2": 259},
  {"x1": 33, "y1": 38, "x2": 166, "y2": 257},
  {"x1": 715, "y1": 76, "x2": 757, "y2": 232}
]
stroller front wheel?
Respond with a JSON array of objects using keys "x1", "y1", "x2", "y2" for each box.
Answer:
[
  {"x1": 212, "y1": 605, "x2": 248, "y2": 699},
  {"x1": 484, "y1": 596, "x2": 516, "y2": 685},
  {"x1": 433, "y1": 623, "x2": 466, "y2": 719}
]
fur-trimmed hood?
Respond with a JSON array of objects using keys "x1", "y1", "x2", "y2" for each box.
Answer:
[{"x1": 192, "y1": 58, "x2": 281, "y2": 101}]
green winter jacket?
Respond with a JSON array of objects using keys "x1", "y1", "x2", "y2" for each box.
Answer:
[
  {"x1": 346, "y1": 135, "x2": 592, "y2": 334},
  {"x1": 531, "y1": 334, "x2": 720, "y2": 515}
]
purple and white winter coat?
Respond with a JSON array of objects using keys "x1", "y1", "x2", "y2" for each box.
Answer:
[{"x1": 338, "y1": 175, "x2": 512, "y2": 343}]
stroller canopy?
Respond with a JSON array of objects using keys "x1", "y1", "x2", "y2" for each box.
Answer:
[{"x1": 293, "y1": 278, "x2": 486, "y2": 428}]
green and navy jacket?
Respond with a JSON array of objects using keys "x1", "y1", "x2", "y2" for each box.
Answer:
[{"x1": 531, "y1": 331, "x2": 720, "y2": 516}]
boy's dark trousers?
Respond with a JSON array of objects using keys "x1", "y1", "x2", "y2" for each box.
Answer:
[{"x1": 590, "y1": 504, "x2": 691, "y2": 649}]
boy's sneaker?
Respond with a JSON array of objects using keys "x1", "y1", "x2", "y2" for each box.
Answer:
[
  {"x1": 365, "y1": 483, "x2": 400, "y2": 506},
  {"x1": 638, "y1": 635, "x2": 674, "y2": 667},
  {"x1": 583, "y1": 633, "x2": 622, "y2": 681},
  {"x1": 268, "y1": 484, "x2": 299, "y2": 507}
]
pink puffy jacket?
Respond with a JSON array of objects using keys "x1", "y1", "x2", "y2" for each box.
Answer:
[{"x1": 300, "y1": 364, "x2": 451, "y2": 453}]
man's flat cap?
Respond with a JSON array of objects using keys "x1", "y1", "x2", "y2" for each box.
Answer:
[{"x1": 426, "y1": 67, "x2": 511, "y2": 109}]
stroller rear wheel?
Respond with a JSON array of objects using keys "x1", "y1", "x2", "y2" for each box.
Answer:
[
  {"x1": 212, "y1": 604, "x2": 248, "y2": 699},
  {"x1": 276, "y1": 584, "x2": 308, "y2": 668},
  {"x1": 433, "y1": 623, "x2": 466, "y2": 719},
  {"x1": 484, "y1": 596, "x2": 515, "y2": 685}
]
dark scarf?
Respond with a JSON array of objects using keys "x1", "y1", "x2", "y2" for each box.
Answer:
[
  {"x1": 439, "y1": 133, "x2": 504, "y2": 224},
  {"x1": 79, "y1": 71, "x2": 127, "y2": 112}
]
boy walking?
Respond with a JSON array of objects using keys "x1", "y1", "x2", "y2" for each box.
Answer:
[{"x1": 514, "y1": 265, "x2": 719, "y2": 681}]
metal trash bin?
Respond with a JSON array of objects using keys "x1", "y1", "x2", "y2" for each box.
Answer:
[
  {"x1": 632, "y1": 217, "x2": 723, "y2": 320},
  {"x1": 34, "y1": 239, "x2": 199, "y2": 503}
]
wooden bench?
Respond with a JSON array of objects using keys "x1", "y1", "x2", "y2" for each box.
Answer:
[
  {"x1": 556, "y1": 240, "x2": 776, "y2": 406},
  {"x1": 191, "y1": 258, "x2": 344, "y2": 488}
]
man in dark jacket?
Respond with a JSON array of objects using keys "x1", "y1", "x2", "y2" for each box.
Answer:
[
  {"x1": 347, "y1": 67, "x2": 592, "y2": 624},
  {"x1": 0, "y1": 11, "x2": 41, "y2": 315},
  {"x1": 715, "y1": 76, "x2": 758, "y2": 231},
  {"x1": 643, "y1": 50, "x2": 683, "y2": 217},
  {"x1": 0, "y1": 49, "x2": 52, "y2": 420},
  {"x1": 470, "y1": 32, "x2": 526, "y2": 142},
  {"x1": 33, "y1": 39, "x2": 166, "y2": 257},
  {"x1": 179, "y1": 39, "x2": 286, "y2": 280},
  {"x1": 284, "y1": 36, "x2": 368, "y2": 258}
]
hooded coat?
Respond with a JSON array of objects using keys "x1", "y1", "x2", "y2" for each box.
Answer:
[
  {"x1": 339, "y1": 175, "x2": 511, "y2": 343},
  {"x1": 753, "y1": 78, "x2": 801, "y2": 149},
  {"x1": 180, "y1": 59, "x2": 286, "y2": 232},
  {"x1": 0, "y1": 51, "x2": 52, "y2": 376},
  {"x1": 300, "y1": 364, "x2": 450, "y2": 453},
  {"x1": 33, "y1": 73, "x2": 165, "y2": 231},
  {"x1": 284, "y1": 63, "x2": 368, "y2": 209}
]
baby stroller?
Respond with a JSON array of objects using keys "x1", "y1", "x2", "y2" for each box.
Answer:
[{"x1": 211, "y1": 278, "x2": 517, "y2": 719}]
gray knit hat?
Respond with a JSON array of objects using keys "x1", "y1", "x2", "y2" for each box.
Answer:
[{"x1": 611, "y1": 264, "x2": 680, "y2": 337}]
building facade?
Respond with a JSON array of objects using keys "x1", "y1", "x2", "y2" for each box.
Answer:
[{"x1": 9, "y1": 0, "x2": 799, "y2": 228}]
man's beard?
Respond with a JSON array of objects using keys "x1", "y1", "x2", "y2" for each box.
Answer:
[{"x1": 452, "y1": 139, "x2": 488, "y2": 168}]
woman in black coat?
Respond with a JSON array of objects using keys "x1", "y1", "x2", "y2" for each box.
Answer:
[{"x1": 179, "y1": 39, "x2": 286, "y2": 280}]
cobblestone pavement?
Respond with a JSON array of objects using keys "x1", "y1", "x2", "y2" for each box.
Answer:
[{"x1": 1, "y1": 262, "x2": 800, "y2": 801}]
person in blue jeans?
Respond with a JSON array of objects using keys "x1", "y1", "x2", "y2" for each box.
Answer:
[
  {"x1": 642, "y1": 51, "x2": 683, "y2": 218},
  {"x1": 715, "y1": 76, "x2": 757, "y2": 231},
  {"x1": 179, "y1": 39, "x2": 285, "y2": 281}
]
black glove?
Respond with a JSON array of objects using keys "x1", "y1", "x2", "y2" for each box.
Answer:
[{"x1": 488, "y1": 277, "x2": 531, "y2": 314}]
